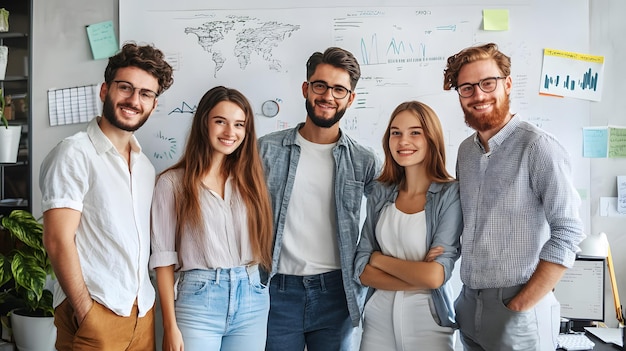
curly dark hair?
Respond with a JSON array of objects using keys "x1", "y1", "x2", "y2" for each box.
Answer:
[
  {"x1": 104, "y1": 42, "x2": 174, "y2": 95},
  {"x1": 443, "y1": 42, "x2": 510, "y2": 91},
  {"x1": 306, "y1": 47, "x2": 361, "y2": 90}
]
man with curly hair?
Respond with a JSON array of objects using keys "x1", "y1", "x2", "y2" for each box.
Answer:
[
  {"x1": 443, "y1": 42, "x2": 584, "y2": 351},
  {"x1": 40, "y1": 42, "x2": 174, "y2": 351}
]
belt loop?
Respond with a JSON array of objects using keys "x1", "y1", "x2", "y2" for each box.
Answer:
[
  {"x1": 246, "y1": 264, "x2": 257, "y2": 278},
  {"x1": 216, "y1": 268, "x2": 221, "y2": 285},
  {"x1": 280, "y1": 274, "x2": 286, "y2": 290},
  {"x1": 320, "y1": 272, "x2": 326, "y2": 291}
]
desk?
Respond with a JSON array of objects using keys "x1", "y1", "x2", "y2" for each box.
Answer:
[{"x1": 557, "y1": 331, "x2": 623, "y2": 350}]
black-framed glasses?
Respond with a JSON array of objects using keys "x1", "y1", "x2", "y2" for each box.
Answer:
[
  {"x1": 456, "y1": 76, "x2": 506, "y2": 98},
  {"x1": 112, "y1": 80, "x2": 159, "y2": 104},
  {"x1": 307, "y1": 81, "x2": 352, "y2": 99}
]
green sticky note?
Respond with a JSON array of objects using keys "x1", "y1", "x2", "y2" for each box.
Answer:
[
  {"x1": 608, "y1": 127, "x2": 626, "y2": 158},
  {"x1": 86, "y1": 20, "x2": 119, "y2": 60},
  {"x1": 483, "y1": 9, "x2": 509, "y2": 31}
]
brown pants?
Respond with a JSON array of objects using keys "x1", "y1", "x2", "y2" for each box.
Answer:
[{"x1": 54, "y1": 298, "x2": 155, "y2": 351}]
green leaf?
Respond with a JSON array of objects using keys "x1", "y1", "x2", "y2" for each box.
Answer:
[
  {"x1": 11, "y1": 251, "x2": 47, "y2": 303},
  {"x1": 0, "y1": 210, "x2": 53, "y2": 316},
  {"x1": 0, "y1": 254, "x2": 11, "y2": 287},
  {"x1": 1, "y1": 211, "x2": 44, "y2": 250}
]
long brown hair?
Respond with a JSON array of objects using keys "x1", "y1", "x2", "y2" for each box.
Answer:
[
  {"x1": 163, "y1": 86, "x2": 273, "y2": 270},
  {"x1": 378, "y1": 101, "x2": 454, "y2": 186}
]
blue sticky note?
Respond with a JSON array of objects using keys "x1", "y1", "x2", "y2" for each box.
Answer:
[
  {"x1": 86, "y1": 20, "x2": 118, "y2": 60},
  {"x1": 582, "y1": 127, "x2": 608, "y2": 158}
]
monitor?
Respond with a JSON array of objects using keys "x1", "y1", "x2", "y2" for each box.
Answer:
[{"x1": 553, "y1": 257, "x2": 605, "y2": 328}]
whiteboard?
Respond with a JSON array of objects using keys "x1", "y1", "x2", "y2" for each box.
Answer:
[{"x1": 120, "y1": 0, "x2": 590, "y2": 232}]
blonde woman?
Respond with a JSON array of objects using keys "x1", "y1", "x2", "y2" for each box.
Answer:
[{"x1": 355, "y1": 101, "x2": 462, "y2": 351}]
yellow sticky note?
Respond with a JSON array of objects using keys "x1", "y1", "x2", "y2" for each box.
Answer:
[{"x1": 483, "y1": 9, "x2": 509, "y2": 31}]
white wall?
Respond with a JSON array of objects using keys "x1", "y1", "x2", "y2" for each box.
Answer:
[
  {"x1": 32, "y1": 0, "x2": 625, "y2": 330},
  {"x1": 31, "y1": 0, "x2": 117, "y2": 216},
  {"x1": 589, "y1": 0, "x2": 626, "y2": 328}
]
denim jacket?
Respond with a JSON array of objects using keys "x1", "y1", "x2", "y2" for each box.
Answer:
[
  {"x1": 354, "y1": 181, "x2": 462, "y2": 328},
  {"x1": 258, "y1": 124, "x2": 381, "y2": 327}
]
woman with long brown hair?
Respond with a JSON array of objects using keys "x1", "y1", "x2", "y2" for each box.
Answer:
[
  {"x1": 150, "y1": 86, "x2": 273, "y2": 351},
  {"x1": 354, "y1": 101, "x2": 462, "y2": 350}
]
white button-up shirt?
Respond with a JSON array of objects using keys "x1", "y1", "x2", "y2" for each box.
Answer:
[{"x1": 40, "y1": 117, "x2": 156, "y2": 317}]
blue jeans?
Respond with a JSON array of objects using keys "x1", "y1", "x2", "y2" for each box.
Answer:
[
  {"x1": 175, "y1": 266, "x2": 269, "y2": 351},
  {"x1": 266, "y1": 270, "x2": 354, "y2": 351}
]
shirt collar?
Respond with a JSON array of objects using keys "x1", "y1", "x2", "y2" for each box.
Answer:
[
  {"x1": 87, "y1": 117, "x2": 142, "y2": 155},
  {"x1": 386, "y1": 181, "x2": 446, "y2": 203},
  {"x1": 472, "y1": 114, "x2": 521, "y2": 153}
]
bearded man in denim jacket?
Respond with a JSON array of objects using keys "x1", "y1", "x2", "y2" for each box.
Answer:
[{"x1": 258, "y1": 47, "x2": 380, "y2": 351}]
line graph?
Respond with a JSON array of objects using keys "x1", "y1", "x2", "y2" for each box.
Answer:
[{"x1": 168, "y1": 101, "x2": 197, "y2": 115}]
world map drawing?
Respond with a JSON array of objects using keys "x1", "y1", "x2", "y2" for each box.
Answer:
[{"x1": 185, "y1": 16, "x2": 300, "y2": 77}]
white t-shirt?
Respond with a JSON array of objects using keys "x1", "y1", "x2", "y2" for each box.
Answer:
[
  {"x1": 40, "y1": 117, "x2": 156, "y2": 317},
  {"x1": 277, "y1": 132, "x2": 340, "y2": 275},
  {"x1": 376, "y1": 204, "x2": 428, "y2": 262}
]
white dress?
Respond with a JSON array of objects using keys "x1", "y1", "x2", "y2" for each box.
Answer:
[{"x1": 359, "y1": 203, "x2": 454, "y2": 351}]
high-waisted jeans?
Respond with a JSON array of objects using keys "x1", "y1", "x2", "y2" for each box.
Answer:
[{"x1": 175, "y1": 265, "x2": 269, "y2": 351}]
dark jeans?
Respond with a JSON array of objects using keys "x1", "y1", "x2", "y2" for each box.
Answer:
[{"x1": 266, "y1": 270, "x2": 354, "y2": 351}]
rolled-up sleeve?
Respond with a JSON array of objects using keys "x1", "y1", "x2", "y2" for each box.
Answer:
[
  {"x1": 532, "y1": 137, "x2": 584, "y2": 268},
  {"x1": 149, "y1": 173, "x2": 179, "y2": 270}
]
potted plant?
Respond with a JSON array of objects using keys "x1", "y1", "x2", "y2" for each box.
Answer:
[
  {"x1": 0, "y1": 210, "x2": 55, "y2": 350},
  {"x1": 0, "y1": 88, "x2": 22, "y2": 163}
]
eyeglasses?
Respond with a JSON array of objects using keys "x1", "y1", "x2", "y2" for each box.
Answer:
[
  {"x1": 112, "y1": 80, "x2": 159, "y2": 104},
  {"x1": 456, "y1": 76, "x2": 506, "y2": 98},
  {"x1": 307, "y1": 81, "x2": 352, "y2": 99}
]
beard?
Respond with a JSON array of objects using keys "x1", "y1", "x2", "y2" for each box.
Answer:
[
  {"x1": 102, "y1": 94, "x2": 150, "y2": 132},
  {"x1": 305, "y1": 99, "x2": 347, "y2": 128},
  {"x1": 463, "y1": 96, "x2": 510, "y2": 132}
]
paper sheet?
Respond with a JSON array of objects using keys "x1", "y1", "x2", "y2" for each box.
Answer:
[
  {"x1": 539, "y1": 48, "x2": 605, "y2": 101},
  {"x1": 618, "y1": 176, "x2": 626, "y2": 214},
  {"x1": 584, "y1": 327, "x2": 623, "y2": 347}
]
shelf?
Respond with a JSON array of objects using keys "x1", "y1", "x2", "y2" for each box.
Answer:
[
  {"x1": 0, "y1": 76, "x2": 27, "y2": 82},
  {"x1": 0, "y1": 198, "x2": 27, "y2": 207},
  {"x1": 0, "y1": 32, "x2": 27, "y2": 39},
  {"x1": 0, "y1": 4, "x2": 31, "y2": 214},
  {"x1": 0, "y1": 161, "x2": 26, "y2": 166},
  {"x1": 0, "y1": 32, "x2": 27, "y2": 50},
  {"x1": 5, "y1": 120, "x2": 28, "y2": 127}
]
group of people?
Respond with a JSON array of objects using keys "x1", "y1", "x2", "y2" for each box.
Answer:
[{"x1": 39, "y1": 40, "x2": 584, "y2": 351}]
